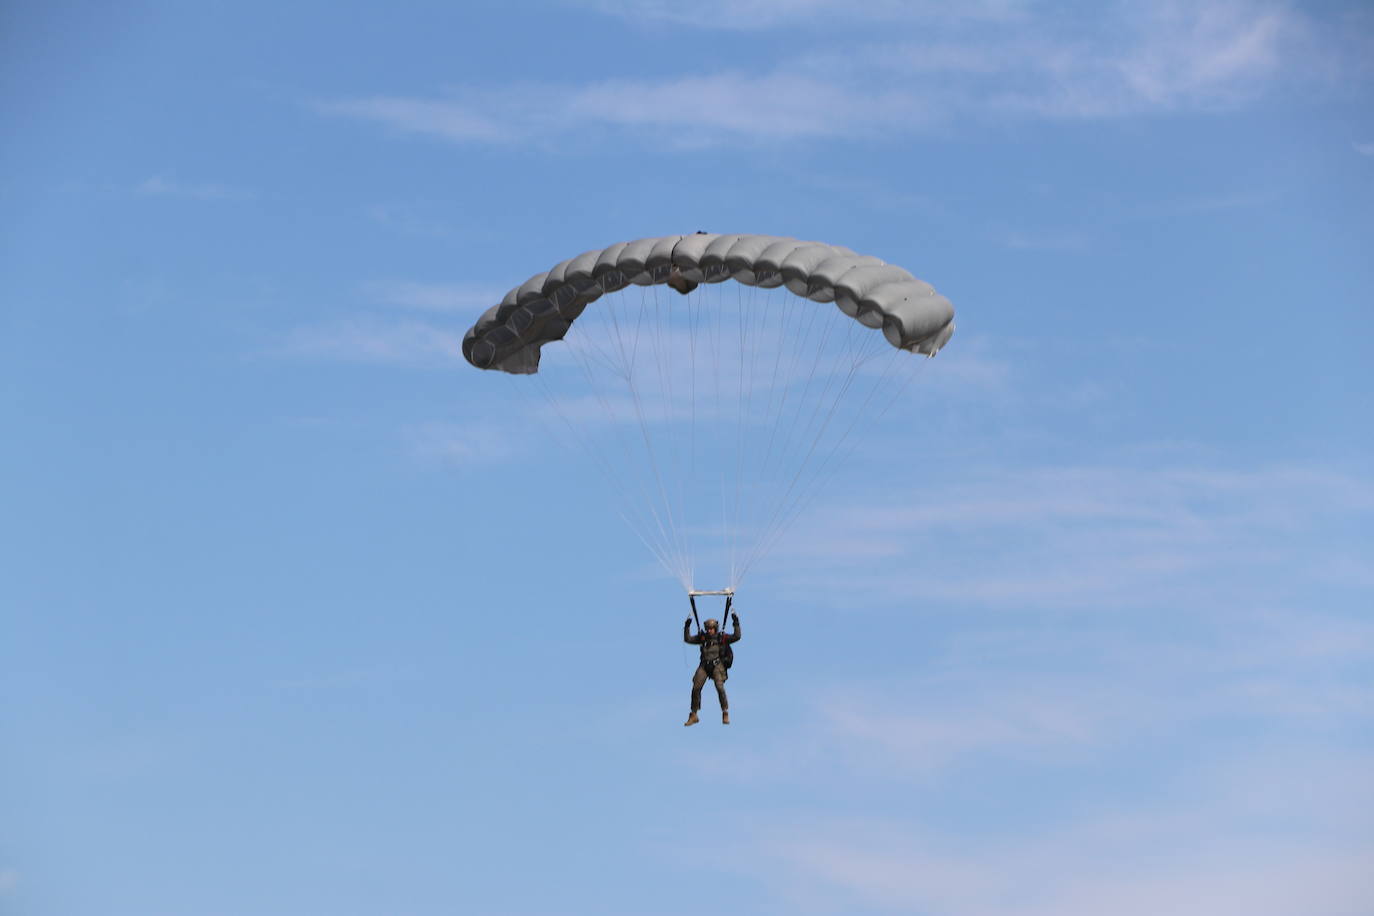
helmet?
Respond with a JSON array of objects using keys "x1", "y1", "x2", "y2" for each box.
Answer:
[{"x1": 703, "y1": 618, "x2": 719, "y2": 631}]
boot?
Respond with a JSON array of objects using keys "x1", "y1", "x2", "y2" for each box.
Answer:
[
  {"x1": 722, "y1": 710, "x2": 730, "y2": 725},
  {"x1": 684, "y1": 711, "x2": 699, "y2": 727}
]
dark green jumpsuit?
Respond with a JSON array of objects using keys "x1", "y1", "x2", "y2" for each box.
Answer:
[{"x1": 684, "y1": 618, "x2": 741, "y2": 712}]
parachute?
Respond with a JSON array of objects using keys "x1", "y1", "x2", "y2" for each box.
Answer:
[{"x1": 463, "y1": 233, "x2": 955, "y2": 592}]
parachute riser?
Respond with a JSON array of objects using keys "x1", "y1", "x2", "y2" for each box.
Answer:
[{"x1": 687, "y1": 589, "x2": 733, "y2": 635}]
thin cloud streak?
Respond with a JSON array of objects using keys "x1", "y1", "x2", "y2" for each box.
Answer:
[
  {"x1": 699, "y1": 606, "x2": 1374, "y2": 912},
  {"x1": 314, "y1": 96, "x2": 510, "y2": 143},
  {"x1": 136, "y1": 175, "x2": 252, "y2": 200},
  {"x1": 754, "y1": 817, "x2": 1374, "y2": 916},
  {"x1": 774, "y1": 463, "x2": 1374, "y2": 608},
  {"x1": 372, "y1": 281, "x2": 505, "y2": 313},
  {"x1": 320, "y1": 2, "x2": 1348, "y2": 148},
  {"x1": 585, "y1": 0, "x2": 1029, "y2": 30},
  {"x1": 406, "y1": 420, "x2": 520, "y2": 465},
  {"x1": 685, "y1": 602, "x2": 1374, "y2": 788},
  {"x1": 280, "y1": 317, "x2": 465, "y2": 367}
]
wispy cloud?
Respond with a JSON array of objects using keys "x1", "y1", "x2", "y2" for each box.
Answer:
[
  {"x1": 280, "y1": 316, "x2": 465, "y2": 367},
  {"x1": 687, "y1": 593, "x2": 1374, "y2": 912},
  {"x1": 1107, "y1": 1, "x2": 1298, "y2": 110},
  {"x1": 320, "y1": 2, "x2": 1350, "y2": 148},
  {"x1": 135, "y1": 175, "x2": 252, "y2": 200},
  {"x1": 316, "y1": 96, "x2": 510, "y2": 143},
  {"x1": 371, "y1": 281, "x2": 504, "y2": 313},
  {"x1": 1355, "y1": 141, "x2": 1374, "y2": 157},
  {"x1": 752, "y1": 812, "x2": 1374, "y2": 916},
  {"x1": 405, "y1": 419, "x2": 521, "y2": 465},
  {"x1": 0, "y1": 868, "x2": 17, "y2": 894},
  {"x1": 686, "y1": 597, "x2": 1374, "y2": 791},
  {"x1": 317, "y1": 72, "x2": 932, "y2": 148},
  {"x1": 772, "y1": 463, "x2": 1374, "y2": 609},
  {"x1": 585, "y1": 0, "x2": 1030, "y2": 30},
  {"x1": 366, "y1": 203, "x2": 464, "y2": 239},
  {"x1": 1000, "y1": 228, "x2": 1092, "y2": 251}
]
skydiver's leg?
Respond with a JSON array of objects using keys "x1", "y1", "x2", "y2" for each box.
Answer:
[
  {"x1": 712, "y1": 668, "x2": 728, "y2": 711},
  {"x1": 690, "y1": 665, "x2": 709, "y2": 712}
]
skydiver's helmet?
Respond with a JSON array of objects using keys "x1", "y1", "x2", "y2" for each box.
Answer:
[{"x1": 704, "y1": 619, "x2": 719, "y2": 633}]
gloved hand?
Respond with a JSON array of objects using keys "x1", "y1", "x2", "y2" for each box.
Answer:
[
  {"x1": 731, "y1": 613, "x2": 739, "y2": 625},
  {"x1": 685, "y1": 617, "x2": 694, "y2": 627}
]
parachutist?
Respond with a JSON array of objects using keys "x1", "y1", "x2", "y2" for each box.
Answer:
[{"x1": 683, "y1": 606, "x2": 740, "y2": 726}]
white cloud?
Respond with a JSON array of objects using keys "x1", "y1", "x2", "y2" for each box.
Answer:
[
  {"x1": 772, "y1": 463, "x2": 1374, "y2": 609},
  {"x1": 1355, "y1": 141, "x2": 1374, "y2": 157},
  {"x1": 1001, "y1": 228, "x2": 1092, "y2": 251},
  {"x1": 683, "y1": 598, "x2": 1374, "y2": 793},
  {"x1": 406, "y1": 420, "x2": 520, "y2": 464},
  {"x1": 693, "y1": 611, "x2": 1374, "y2": 912},
  {"x1": 755, "y1": 817, "x2": 1374, "y2": 916},
  {"x1": 585, "y1": 0, "x2": 1029, "y2": 30},
  {"x1": 280, "y1": 317, "x2": 465, "y2": 367},
  {"x1": 371, "y1": 281, "x2": 504, "y2": 313},
  {"x1": 314, "y1": 95, "x2": 510, "y2": 143},
  {"x1": 366, "y1": 203, "x2": 464, "y2": 239},
  {"x1": 320, "y1": 2, "x2": 1347, "y2": 148},
  {"x1": 698, "y1": 681, "x2": 1374, "y2": 911},
  {"x1": 0, "y1": 868, "x2": 17, "y2": 893},
  {"x1": 318, "y1": 72, "x2": 933, "y2": 148},
  {"x1": 1110, "y1": 1, "x2": 1295, "y2": 109},
  {"x1": 136, "y1": 175, "x2": 251, "y2": 200}
]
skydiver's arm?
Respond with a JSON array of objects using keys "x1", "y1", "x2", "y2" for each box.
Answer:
[
  {"x1": 684, "y1": 618, "x2": 700, "y2": 644},
  {"x1": 728, "y1": 612, "x2": 741, "y2": 642}
]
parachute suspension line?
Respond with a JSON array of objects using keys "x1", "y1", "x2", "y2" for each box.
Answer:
[
  {"x1": 756, "y1": 284, "x2": 798, "y2": 478},
  {"x1": 559, "y1": 288, "x2": 692, "y2": 588},
  {"x1": 687, "y1": 280, "x2": 700, "y2": 588},
  {"x1": 716, "y1": 285, "x2": 853, "y2": 590},
  {"x1": 589, "y1": 301, "x2": 690, "y2": 584},
  {"x1": 621, "y1": 291, "x2": 693, "y2": 588},
  {"x1": 568, "y1": 338, "x2": 688, "y2": 585},
  {"x1": 733, "y1": 308, "x2": 896, "y2": 587},
  {"x1": 735, "y1": 282, "x2": 787, "y2": 589},
  {"x1": 739, "y1": 364, "x2": 913, "y2": 582},
  {"x1": 752, "y1": 289, "x2": 824, "y2": 509},
  {"x1": 527, "y1": 269, "x2": 934, "y2": 593},
  {"x1": 655, "y1": 283, "x2": 688, "y2": 586},
  {"x1": 755, "y1": 305, "x2": 844, "y2": 532},
  {"x1": 762, "y1": 329, "x2": 896, "y2": 555},
  {"x1": 707, "y1": 281, "x2": 729, "y2": 592},
  {"x1": 743, "y1": 346, "x2": 865, "y2": 578},
  {"x1": 714, "y1": 288, "x2": 818, "y2": 596},
  {"x1": 741, "y1": 287, "x2": 802, "y2": 587},
  {"x1": 523, "y1": 370, "x2": 683, "y2": 583},
  {"x1": 738, "y1": 350, "x2": 930, "y2": 584},
  {"x1": 733, "y1": 279, "x2": 766, "y2": 586},
  {"x1": 729, "y1": 279, "x2": 752, "y2": 586},
  {"x1": 648, "y1": 281, "x2": 693, "y2": 588}
]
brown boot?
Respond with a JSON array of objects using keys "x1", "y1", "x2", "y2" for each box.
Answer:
[
  {"x1": 684, "y1": 711, "x2": 699, "y2": 727},
  {"x1": 722, "y1": 710, "x2": 730, "y2": 725}
]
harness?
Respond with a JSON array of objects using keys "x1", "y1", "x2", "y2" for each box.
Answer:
[
  {"x1": 689, "y1": 593, "x2": 735, "y2": 671},
  {"x1": 700, "y1": 631, "x2": 733, "y2": 671}
]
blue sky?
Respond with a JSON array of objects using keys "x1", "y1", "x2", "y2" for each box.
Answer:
[{"x1": 3, "y1": 1, "x2": 1373, "y2": 914}]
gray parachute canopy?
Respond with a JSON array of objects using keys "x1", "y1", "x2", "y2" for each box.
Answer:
[{"x1": 462, "y1": 233, "x2": 955, "y2": 374}]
